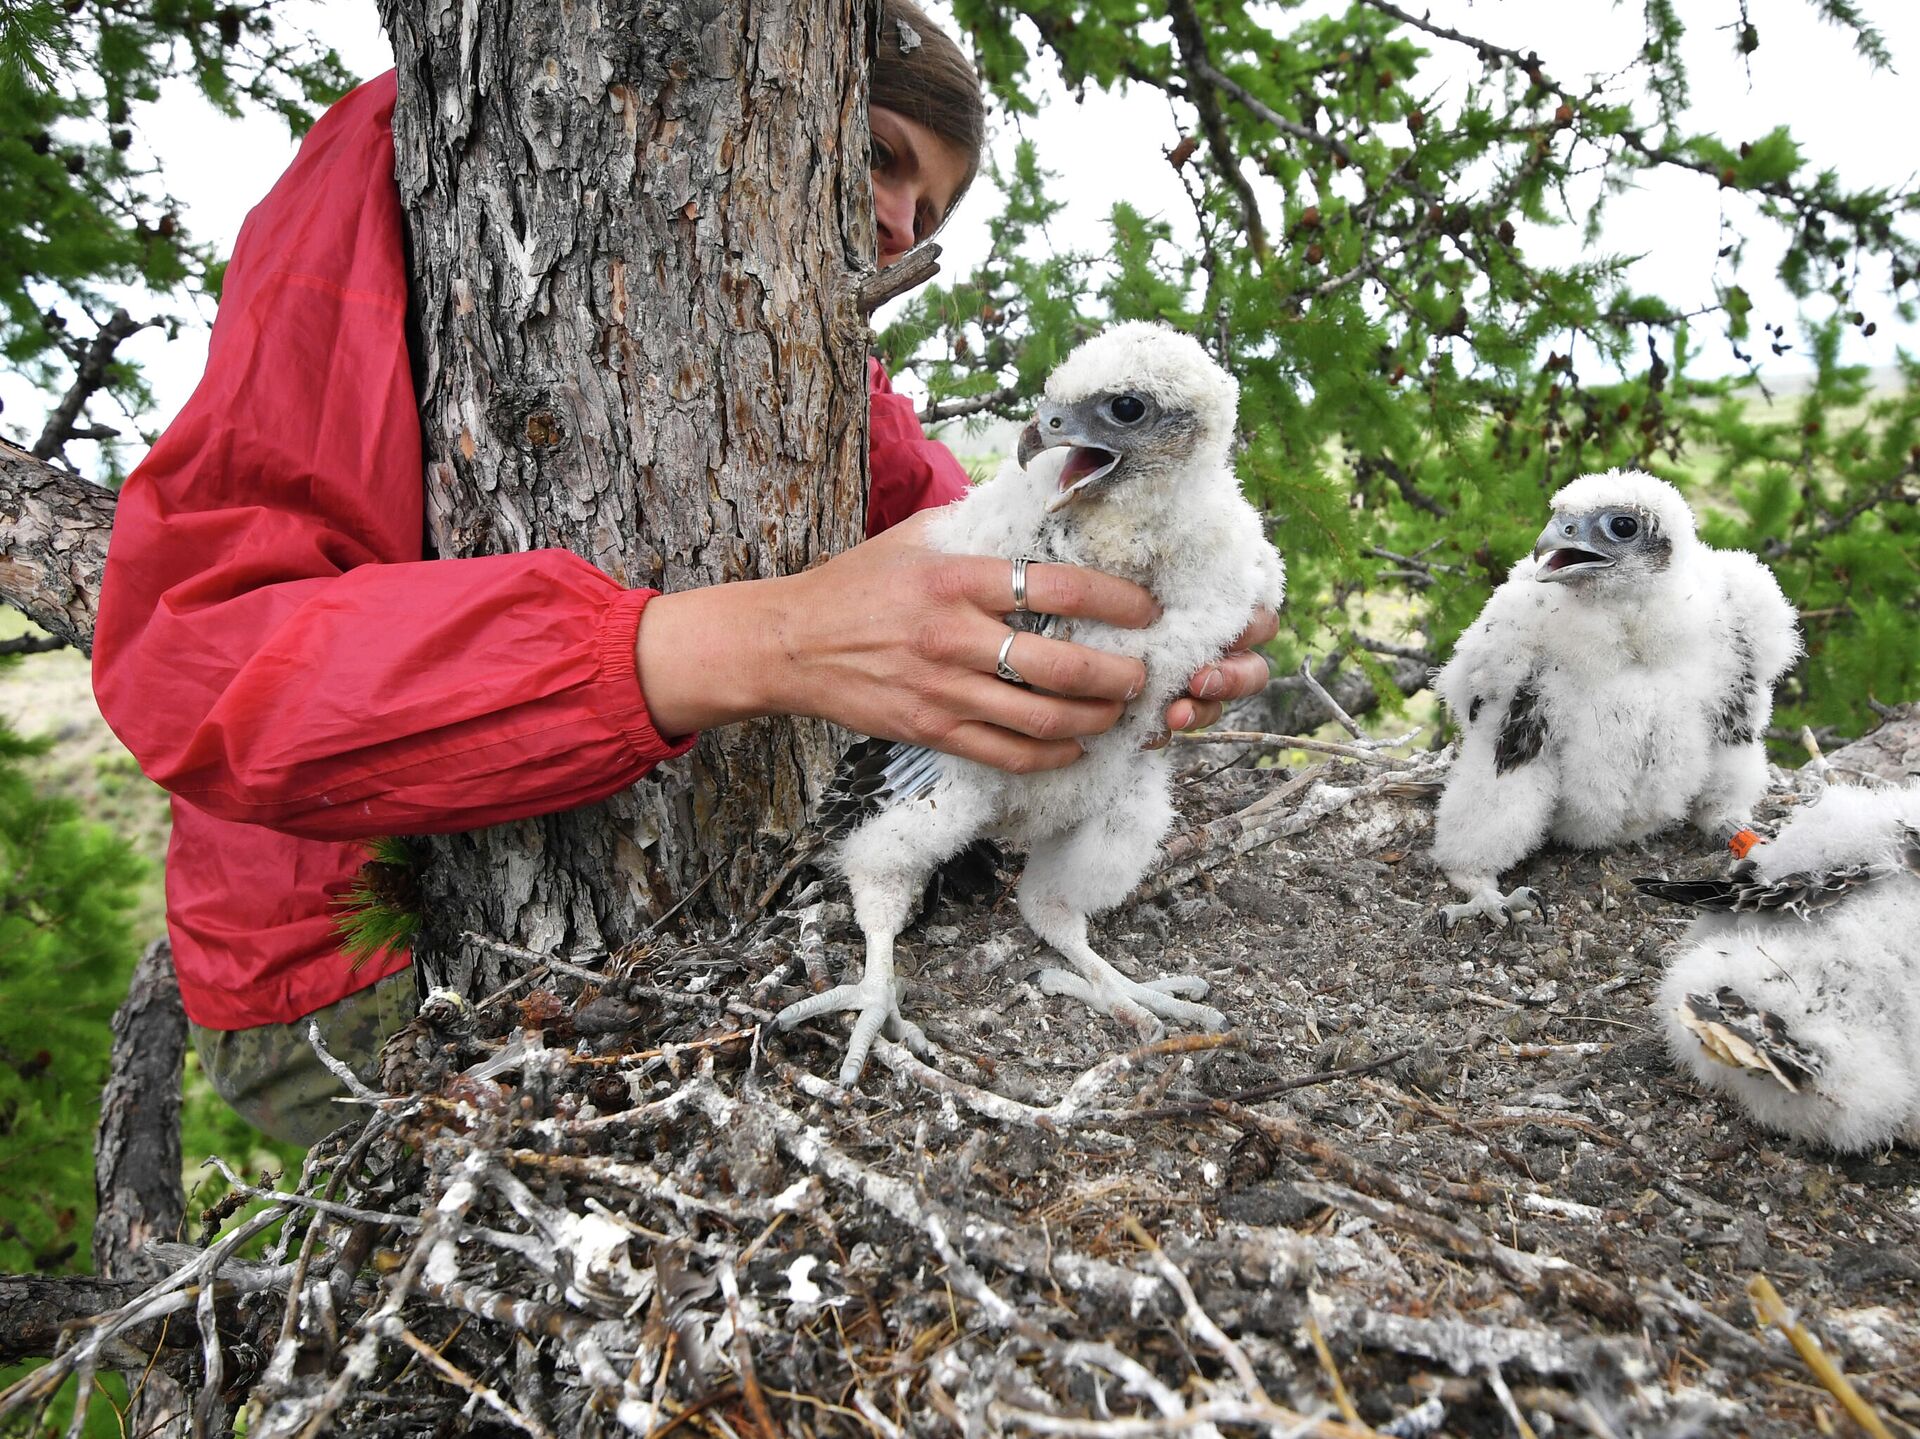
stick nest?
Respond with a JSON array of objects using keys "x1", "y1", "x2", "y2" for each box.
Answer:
[{"x1": 19, "y1": 727, "x2": 1920, "y2": 1439}]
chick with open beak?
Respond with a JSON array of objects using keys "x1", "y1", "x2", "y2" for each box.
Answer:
[
  {"x1": 1429, "y1": 467, "x2": 1800, "y2": 930},
  {"x1": 1017, "y1": 390, "x2": 1163, "y2": 512},
  {"x1": 1532, "y1": 504, "x2": 1670, "y2": 583}
]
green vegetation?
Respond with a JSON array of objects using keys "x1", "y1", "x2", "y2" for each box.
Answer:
[
  {"x1": 0, "y1": 707, "x2": 142, "y2": 1276},
  {"x1": 887, "y1": 1, "x2": 1918, "y2": 741},
  {"x1": 1, "y1": 0, "x2": 352, "y2": 474}
]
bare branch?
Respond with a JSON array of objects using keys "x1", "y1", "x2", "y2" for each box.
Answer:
[
  {"x1": 32, "y1": 309, "x2": 156, "y2": 464},
  {"x1": 1166, "y1": 0, "x2": 1267, "y2": 258},
  {"x1": 1761, "y1": 473, "x2": 1916, "y2": 559},
  {"x1": 856, "y1": 243, "x2": 942, "y2": 315},
  {"x1": 1171, "y1": 728, "x2": 1420, "y2": 765},
  {"x1": 920, "y1": 386, "x2": 1023, "y2": 426}
]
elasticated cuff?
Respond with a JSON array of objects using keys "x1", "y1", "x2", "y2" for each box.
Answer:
[{"x1": 595, "y1": 586, "x2": 701, "y2": 763}]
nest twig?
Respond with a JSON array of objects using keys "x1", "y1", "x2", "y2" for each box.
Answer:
[{"x1": 17, "y1": 741, "x2": 1920, "y2": 1439}]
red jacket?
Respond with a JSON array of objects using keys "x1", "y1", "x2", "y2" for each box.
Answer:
[{"x1": 92, "y1": 73, "x2": 970, "y2": 1029}]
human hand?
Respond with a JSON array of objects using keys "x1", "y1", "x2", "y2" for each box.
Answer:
[
  {"x1": 1150, "y1": 608, "x2": 1278, "y2": 746},
  {"x1": 635, "y1": 512, "x2": 1161, "y2": 774}
]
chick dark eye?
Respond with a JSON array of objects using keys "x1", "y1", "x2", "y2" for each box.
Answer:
[
  {"x1": 1608, "y1": 514, "x2": 1639, "y2": 541},
  {"x1": 1109, "y1": 394, "x2": 1146, "y2": 423}
]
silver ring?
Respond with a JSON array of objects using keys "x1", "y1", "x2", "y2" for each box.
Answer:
[
  {"x1": 1011, "y1": 555, "x2": 1033, "y2": 613},
  {"x1": 995, "y1": 630, "x2": 1025, "y2": 685}
]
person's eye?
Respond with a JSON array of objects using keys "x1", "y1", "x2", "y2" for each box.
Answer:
[{"x1": 870, "y1": 139, "x2": 894, "y2": 171}]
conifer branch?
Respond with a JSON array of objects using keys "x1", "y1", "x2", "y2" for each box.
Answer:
[
  {"x1": 32, "y1": 309, "x2": 156, "y2": 466},
  {"x1": 919, "y1": 387, "x2": 1022, "y2": 426},
  {"x1": 1165, "y1": 0, "x2": 1268, "y2": 259}
]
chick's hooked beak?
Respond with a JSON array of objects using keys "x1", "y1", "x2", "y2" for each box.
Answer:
[
  {"x1": 1533, "y1": 511, "x2": 1620, "y2": 583},
  {"x1": 1018, "y1": 401, "x2": 1123, "y2": 513}
]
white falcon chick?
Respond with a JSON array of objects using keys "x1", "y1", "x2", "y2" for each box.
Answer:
[
  {"x1": 778, "y1": 322, "x2": 1286, "y2": 1083},
  {"x1": 1638, "y1": 783, "x2": 1920, "y2": 1151},
  {"x1": 1431, "y1": 470, "x2": 1800, "y2": 927}
]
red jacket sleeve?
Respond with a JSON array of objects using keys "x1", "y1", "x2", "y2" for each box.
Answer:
[
  {"x1": 91, "y1": 74, "x2": 693, "y2": 841},
  {"x1": 866, "y1": 358, "x2": 971, "y2": 533}
]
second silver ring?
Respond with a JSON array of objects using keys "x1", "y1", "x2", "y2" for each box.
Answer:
[
  {"x1": 1011, "y1": 555, "x2": 1034, "y2": 612},
  {"x1": 995, "y1": 630, "x2": 1026, "y2": 685}
]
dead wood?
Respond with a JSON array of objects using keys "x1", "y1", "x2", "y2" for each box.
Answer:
[
  {"x1": 90, "y1": 936, "x2": 193, "y2": 1439},
  {"x1": 0, "y1": 1275, "x2": 159, "y2": 1366},
  {"x1": 16, "y1": 718, "x2": 1920, "y2": 1437}
]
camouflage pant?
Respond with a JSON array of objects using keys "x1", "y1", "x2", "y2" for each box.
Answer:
[{"x1": 190, "y1": 968, "x2": 415, "y2": 1147}]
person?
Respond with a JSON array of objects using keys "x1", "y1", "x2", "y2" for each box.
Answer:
[{"x1": 90, "y1": 1, "x2": 1276, "y2": 1145}]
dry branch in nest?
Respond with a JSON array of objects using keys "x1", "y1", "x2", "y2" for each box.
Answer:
[{"x1": 13, "y1": 726, "x2": 1920, "y2": 1438}]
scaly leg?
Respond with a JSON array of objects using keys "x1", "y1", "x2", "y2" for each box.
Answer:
[
  {"x1": 1017, "y1": 771, "x2": 1224, "y2": 1037},
  {"x1": 1438, "y1": 875, "x2": 1542, "y2": 930},
  {"x1": 1032, "y1": 931, "x2": 1225, "y2": 1035},
  {"x1": 776, "y1": 778, "x2": 987, "y2": 1084},
  {"x1": 776, "y1": 926, "x2": 930, "y2": 1086}
]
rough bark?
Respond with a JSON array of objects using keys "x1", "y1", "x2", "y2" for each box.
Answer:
[
  {"x1": 382, "y1": 0, "x2": 875, "y2": 984},
  {"x1": 94, "y1": 938, "x2": 188, "y2": 1281},
  {"x1": 1828, "y1": 702, "x2": 1920, "y2": 782},
  {"x1": 92, "y1": 938, "x2": 192, "y2": 1438},
  {"x1": 0, "y1": 1275, "x2": 154, "y2": 1365},
  {"x1": 0, "y1": 439, "x2": 116, "y2": 652}
]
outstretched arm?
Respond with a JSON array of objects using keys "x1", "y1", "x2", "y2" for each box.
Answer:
[{"x1": 636, "y1": 510, "x2": 1160, "y2": 771}]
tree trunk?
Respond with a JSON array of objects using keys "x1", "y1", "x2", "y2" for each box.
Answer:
[
  {"x1": 93, "y1": 939, "x2": 188, "y2": 1283},
  {"x1": 93, "y1": 937, "x2": 192, "y2": 1439},
  {"x1": 381, "y1": 0, "x2": 875, "y2": 983}
]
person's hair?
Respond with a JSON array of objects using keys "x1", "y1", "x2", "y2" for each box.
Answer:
[{"x1": 870, "y1": 0, "x2": 986, "y2": 224}]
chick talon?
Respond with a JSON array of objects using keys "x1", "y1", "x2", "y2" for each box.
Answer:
[
  {"x1": 1440, "y1": 886, "x2": 1540, "y2": 930},
  {"x1": 775, "y1": 972, "x2": 920, "y2": 1086},
  {"x1": 1038, "y1": 962, "x2": 1223, "y2": 1033}
]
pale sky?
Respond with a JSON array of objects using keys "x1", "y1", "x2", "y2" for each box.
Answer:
[{"x1": 7, "y1": 0, "x2": 1915, "y2": 472}]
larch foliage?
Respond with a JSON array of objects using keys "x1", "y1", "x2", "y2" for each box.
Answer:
[{"x1": 886, "y1": 0, "x2": 1917, "y2": 741}]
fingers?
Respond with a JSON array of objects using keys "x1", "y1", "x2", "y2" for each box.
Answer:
[
  {"x1": 959, "y1": 670, "x2": 1126, "y2": 742},
  {"x1": 1166, "y1": 636, "x2": 1274, "y2": 733},
  {"x1": 1163, "y1": 699, "x2": 1212, "y2": 734},
  {"x1": 1184, "y1": 649, "x2": 1272, "y2": 707},
  {"x1": 991, "y1": 626, "x2": 1145, "y2": 704},
  {"x1": 962, "y1": 553, "x2": 1159, "y2": 630},
  {"x1": 1231, "y1": 606, "x2": 1281, "y2": 651},
  {"x1": 936, "y1": 722, "x2": 1087, "y2": 775}
]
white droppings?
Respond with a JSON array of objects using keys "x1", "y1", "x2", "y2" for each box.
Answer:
[{"x1": 783, "y1": 1254, "x2": 824, "y2": 1306}]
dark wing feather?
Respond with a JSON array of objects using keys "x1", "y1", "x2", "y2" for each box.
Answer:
[
  {"x1": 921, "y1": 838, "x2": 1007, "y2": 914},
  {"x1": 1710, "y1": 625, "x2": 1759, "y2": 746},
  {"x1": 1494, "y1": 680, "x2": 1547, "y2": 775},
  {"x1": 1680, "y1": 987, "x2": 1822, "y2": 1092},
  {"x1": 1633, "y1": 860, "x2": 1881, "y2": 918},
  {"x1": 817, "y1": 738, "x2": 945, "y2": 844}
]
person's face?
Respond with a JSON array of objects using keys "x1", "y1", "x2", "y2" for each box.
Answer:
[{"x1": 869, "y1": 105, "x2": 972, "y2": 268}]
